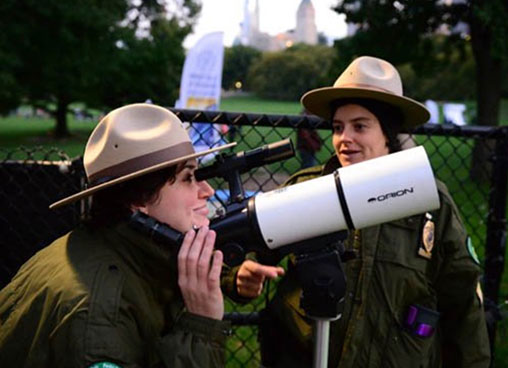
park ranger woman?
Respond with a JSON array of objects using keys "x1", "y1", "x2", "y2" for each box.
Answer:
[
  {"x1": 0, "y1": 103, "x2": 283, "y2": 367},
  {"x1": 256, "y1": 56, "x2": 491, "y2": 368}
]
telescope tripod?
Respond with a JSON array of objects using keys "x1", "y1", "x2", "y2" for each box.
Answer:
[{"x1": 292, "y1": 231, "x2": 350, "y2": 368}]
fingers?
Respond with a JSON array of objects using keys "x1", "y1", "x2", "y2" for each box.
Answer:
[
  {"x1": 178, "y1": 228, "x2": 197, "y2": 286},
  {"x1": 236, "y1": 260, "x2": 285, "y2": 298},
  {"x1": 253, "y1": 264, "x2": 285, "y2": 279},
  {"x1": 196, "y1": 228, "x2": 216, "y2": 282},
  {"x1": 237, "y1": 281, "x2": 264, "y2": 298},
  {"x1": 240, "y1": 260, "x2": 285, "y2": 279},
  {"x1": 208, "y1": 249, "x2": 223, "y2": 288},
  {"x1": 179, "y1": 227, "x2": 216, "y2": 287},
  {"x1": 177, "y1": 227, "x2": 224, "y2": 320}
]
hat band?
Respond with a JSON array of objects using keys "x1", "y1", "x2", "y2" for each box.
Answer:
[
  {"x1": 336, "y1": 82, "x2": 398, "y2": 96},
  {"x1": 88, "y1": 141, "x2": 194, "y2": 186}
]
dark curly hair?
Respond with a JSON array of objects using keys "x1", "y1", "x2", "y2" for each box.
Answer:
[{"x1": 86, "y1": 165, "x2": 178, "y2": 228}]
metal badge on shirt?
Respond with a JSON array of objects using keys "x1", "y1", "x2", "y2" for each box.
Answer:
[
  {"x1": 418, "y1": 213, "x2": 434, "y2": 260},
  {"x1": 476, "y1": 282, "x2": 484, "y2": 305}
]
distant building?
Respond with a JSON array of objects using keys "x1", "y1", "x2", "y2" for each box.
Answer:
[
  {"x1": 295, "y1": 0, "x2": 318, "y2": 45},
  {"x1": 237, "y1": 0, "x2": 318, "y2": 51}
]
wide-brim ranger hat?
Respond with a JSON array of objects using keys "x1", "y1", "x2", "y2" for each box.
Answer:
[
  {"x1": 301, "y1": 56, "x2": 430, "y2": 129},
  {"x1": 50, "y1": 103, "x2": 235, "y2": 209}
]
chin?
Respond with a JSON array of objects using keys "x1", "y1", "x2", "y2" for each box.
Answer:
[
  {"x1": 339, "y1": 158, "x2": 353, "y2": 167},
  {"x1": 194, "y1": 218, "x2": 210, "y2": 228}
]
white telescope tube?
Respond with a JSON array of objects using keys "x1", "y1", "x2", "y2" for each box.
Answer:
[{"x1": 254, "y1": 146, "x2": 440, "y2": 249}]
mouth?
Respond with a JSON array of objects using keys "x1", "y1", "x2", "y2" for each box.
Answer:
[
  {"x1": 340, "y1": 149, "x2": 360, "y2": 156},
  {"x1": 194, "y1": 205, "x2": 209, "y2": 217}
]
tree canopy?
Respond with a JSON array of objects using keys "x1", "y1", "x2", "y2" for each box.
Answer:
[
  {"x1": 0, "y1": 0, "x2": 200, "y2": 137},
  {"x1": 247, "y1": 44, "x2": 335, "y2": 101},
  {"x1": 222, "y1": 45, "x2": 261, "y2": 91}
]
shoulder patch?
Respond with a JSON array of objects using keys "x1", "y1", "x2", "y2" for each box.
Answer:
[
  {"x1": 467, "y1": 237, "x2": 480, "y2": 265},
  {"x1": 89, "y1": 363, "x2": 122, "y2": 368}
]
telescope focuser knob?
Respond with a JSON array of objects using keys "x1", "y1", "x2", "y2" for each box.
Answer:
[{"x1": 220, "y1": 242, "x2": 246, "y2": 267}]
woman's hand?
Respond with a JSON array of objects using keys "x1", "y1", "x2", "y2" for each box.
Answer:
[
  {"x1": 178, "y1": 226, "x2": 224, "y2": 320},
  {"x1": 236, "y1": 260, "x2": 285, "y2": 298}
]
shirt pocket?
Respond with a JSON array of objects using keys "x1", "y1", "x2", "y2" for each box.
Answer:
[
  {"x1": 376, "y1": 217, "x2": 429, "y2": 273},
  {"x1": 367, "y1": 219, "x2": 440, "y2": 367},
  {"x1": 380, "y1": 322, "x2": 438, "y2": 368},
  {"x1": 372, "y1": 218, "x2": 437, "y2": 315}
]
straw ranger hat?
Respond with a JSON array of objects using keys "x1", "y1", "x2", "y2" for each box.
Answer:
[
  {"x1": 50, "y1": 103, "x2": 235, "y2": 209},
  {"x1": 301, "y1": 56, "x2": 430, "y2": 129}
]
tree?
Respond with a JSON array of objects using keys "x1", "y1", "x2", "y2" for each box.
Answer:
[
  {"x1": 468, "y1": 0, "x2": 508, "y2": 179},
  {"x1": 222, "y1": 45, "x2": 261, "y2": 91},
  {"x1": 396, "y1": 36, "x2": 476, "y2": 102},
  {"x1": 332, "y1": 0, "x2": 508, "y2": 181},
  {"x1": 0, "y1": 0, "x2": 199, "y2": 138},
  {"x1": 247, "y1": 44, "x2": 335, "y2": 101},
  {"x1": 88, "y1": 17, "x2": 191, "y2": 110}
]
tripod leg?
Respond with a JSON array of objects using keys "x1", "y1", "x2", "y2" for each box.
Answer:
[{"x1": 313, "y1": 319, "x2": 330, "y2": 368}]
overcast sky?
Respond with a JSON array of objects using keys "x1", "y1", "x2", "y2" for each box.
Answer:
[{"x1": 183, "y1": 0, "x2": 347, "y2": 49}]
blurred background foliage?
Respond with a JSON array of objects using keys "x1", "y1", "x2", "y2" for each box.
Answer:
[
  {"x1": 0, "y1": 0, "x2": 200, "y2": 137},
  {"x1": 1, "y1": 0, "x2": 507, "y2": 136}
]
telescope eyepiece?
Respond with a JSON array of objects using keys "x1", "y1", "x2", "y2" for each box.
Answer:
[{"x1": 194, "y1": 138, "x2": 294, "y2": 182}]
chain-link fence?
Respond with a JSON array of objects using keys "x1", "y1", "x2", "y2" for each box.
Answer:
[
  {"x1": 1, "y1": 109, "x2": 507, "y2": 366},
  {"x1": 0, "y1": 147, "x2": 84, "y2": 287}
]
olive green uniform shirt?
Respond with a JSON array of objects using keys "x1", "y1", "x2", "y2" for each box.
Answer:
[
  {"x1": 0, "y1": 222, "x2": 230, "y2": 367},
  {"x1": 258, "y1": 156, "x2": 490, "y2": 368}
]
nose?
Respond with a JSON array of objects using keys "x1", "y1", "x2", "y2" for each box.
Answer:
[
  {"x1": 198, "y1": 180, "x2": 215, "y2": 199},
  {"x1": 338, "y1": 125, "x2": 354, "y2": 143}
]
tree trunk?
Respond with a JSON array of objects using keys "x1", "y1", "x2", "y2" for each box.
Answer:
[
  {"x1": 469, "y1": 1, "x2": 502, "y2": 182},
  {"x1": 54, "y1": 99, "x2": 70, "y2": 138}
]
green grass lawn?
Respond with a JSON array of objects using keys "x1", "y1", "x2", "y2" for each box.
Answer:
[
  {"x1": 0, "y1": 115, "x2": 95, "y2": 158},
  {"x1": 1, "y1": 96, "x2": 508, "y2": 366},
  {"x1": 1, "y1": 96, "x2": 507, "y2": 157}
]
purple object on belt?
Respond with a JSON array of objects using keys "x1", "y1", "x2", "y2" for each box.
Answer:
[
  {"x1": 415, "y1": 324, "x2": 434, "y2": 337},
  {"x1": 404, "y1": 304, "x2": 439, "y2": 338}
]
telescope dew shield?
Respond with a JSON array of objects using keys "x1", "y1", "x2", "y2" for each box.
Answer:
[
  {"x1": 253, "y1": 146, "x2": 440, "y2": 249},
  {"x1": 341, "y1": 146, "x2": 440, "y2": 229}
]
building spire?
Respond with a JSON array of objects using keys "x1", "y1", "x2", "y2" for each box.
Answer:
[{"x1": 295, "y1": 0, "x2": 317, "y2": 45}]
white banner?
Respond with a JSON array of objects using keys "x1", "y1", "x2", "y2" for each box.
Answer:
[{"x1": 176, "y1": 32, "x2": 225, "y2": 161}]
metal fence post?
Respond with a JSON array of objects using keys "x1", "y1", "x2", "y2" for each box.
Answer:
[{"x1": 484, "y1": 127, "x2": 508, "y2": 363}]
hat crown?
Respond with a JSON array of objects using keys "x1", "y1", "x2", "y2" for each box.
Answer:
[
  {"x1": 334, "y1": 56, "x2": 403, "y2": 96},
  {"x1": 84, "y1": 104, "x2": 192, "y2": 182}
]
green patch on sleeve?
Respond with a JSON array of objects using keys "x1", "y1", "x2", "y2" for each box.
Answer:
[
  {"x1": 89, "y1": 363, "x2": 122, "y2": 368},
  {"x1": 467, "y1": 237, "x2": 480, "y2": 265}
]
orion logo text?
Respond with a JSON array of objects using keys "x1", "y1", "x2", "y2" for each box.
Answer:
[{"x1": 368, "y1": 188, "x2": 414, "y2": 203}]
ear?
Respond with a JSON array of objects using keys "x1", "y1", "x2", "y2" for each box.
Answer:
[
  {"x1": 131, "y1": 204, "x2": 148, "y2": 215},
  {"x1": 383, "y1": 132, "x2": 390, "y2": 148}
]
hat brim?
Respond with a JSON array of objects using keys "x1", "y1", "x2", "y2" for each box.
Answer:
[
  {"x1": 49, "y1": 142, "x2": 237, "y2": 210},
  {"x1": 301, "y1": 87, "x2": 430, "y2": 129}
]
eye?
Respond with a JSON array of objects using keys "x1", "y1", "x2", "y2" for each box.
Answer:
[
  {"x1": 184, "y1": 173, "x2": 196, "y2": 183},
  {"x1": 332, "y1": 124, "x2": 343, "y2": 133},
  {"x1": 354, "y1": 123, "x2": 366, "y2": 132}
]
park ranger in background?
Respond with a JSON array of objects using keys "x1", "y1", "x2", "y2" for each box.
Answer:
[{"x1": 252, "y1": 56, "x2": 491, "y2": 367}]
